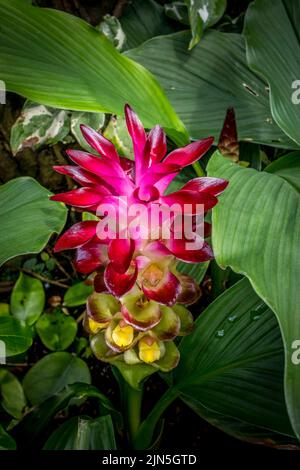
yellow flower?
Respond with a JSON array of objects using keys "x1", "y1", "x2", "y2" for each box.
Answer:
[
  {"x1": 138, "y1": 336, "x2": 161, "y2": 363},
  {"x1": 112, "y1": 321, "x2": 134, "y2": 348}
]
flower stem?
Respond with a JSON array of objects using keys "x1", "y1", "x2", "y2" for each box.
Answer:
[
  {"x1": 133, "y1": 387, "x2": 179, "y2": 449},
  {"x1": 124, "y1": 382, "x2": 143, "y2": 445}
]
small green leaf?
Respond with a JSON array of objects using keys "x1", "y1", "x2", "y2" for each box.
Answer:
[
  {"x1": 36, "y1": 311, "x2": 78, "y2": 351},
  {"x1": 0, "y1": 177, "x2": 67, "y2": 267},
  {"x1": 0, "y1": 369, "x2": 26, "y2": 419},
  {"x1": 71, "y1": 111, "x2": 105, "y2": 153},
  {"x1": 63, "y1": 282, "x2": 93, "y2": 307},
  {"x1": 0, "y1": 316, "x2": 32, "y2": 357},
  {"x1": 185, "y1": 0, "x2": 227, "y2": 49},
  {"x1": 0, "y1": 425, "x2": 16, "y2": 450},
  {"x1": 98, "y1": 14, "x2": 126, "y2": 51},
  {"x1": 10, "y1": 273, "x2": 45, "y2": 326},
  {"x1": 164, "y1": 2, "x2": 189, "y2": 25},
  {"x1": 10, "y1": 100, "x2": 70, "y2": 155},
  {"x1": 23, "y1": 352, "x2": 91, "y2": 405},
  {"x1": 44, "y1": 415, "x2": 117, "y2": 450}
]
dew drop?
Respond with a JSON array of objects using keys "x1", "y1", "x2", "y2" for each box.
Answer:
[
  {"x1": 215, "y1": 329, "x2": 225, "y2": 338},
  {"x1": 228, "y1": 314, "x2": 238, "y2": 323}
]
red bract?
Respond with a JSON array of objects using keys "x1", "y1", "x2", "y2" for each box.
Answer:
[{"x1": 51, "y1": 105, "x2": 228, "y2": 303}]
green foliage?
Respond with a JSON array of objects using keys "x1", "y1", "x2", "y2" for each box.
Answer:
[
  {"x1": 184, "y1": 0, "x2": 227, "y2": 49},
  {"x1": 0, "y1": 425, "x2": 16, "y2": 450},
  {"x1": 127, "y1": 31, "x2": 295, "y2": 147},
  {"x1": 0, "y1": 369, "x2": 26, "y2": 419},
  {"x1": 0, "y1": 316, "x2": 32, "y2": 357},
  {"x1": 0, "y1": 0, "x2": 187, "y2": 145},
  {"x1": 10, "y1": 273, "x2": 45, "y2": 326},
  {"x1": 245, "y1": 0, "x2": 300, "y2": 146},
  {"x1": 134, "y1": 279, "x2": 297, "y2": 449},
  {"x1": 0, "y1": 177, "x2": 67, "y2": 267},
  {"x1": 10, "y1": 100, "x2": 70, "y2": 155},
  {"x1": 36, "y1": 311, "x2": 78, "y2": 351},
  {"x1": 23, "y1": 352, "x2": 91, "y2": 405},
  {"x1": 44, "y1": 415, "x2": 116, "y2": 450},
  {"x1": 207, "y1": 151, "x2": 300, "y2": 440},
  {"x1": 63, "y1": 282, "x2": 93, "y2": 307}
]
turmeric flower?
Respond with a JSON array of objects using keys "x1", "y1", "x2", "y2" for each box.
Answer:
[{"x1": 51, "y1": 105, "x2": 228, "y2": 305}]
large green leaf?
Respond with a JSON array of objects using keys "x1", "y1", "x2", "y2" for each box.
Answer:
[
  {"x1": 0, "y1": 316, "x2": 32, "y2": 357},
  {"x1": 10, "y1": 273, "x2": 45, "y2": 326},
  {"x1": 207, "y1": 151, "x2": 300, "y2": 439},
  {"x1": 0, "y1": 0, "x2": 187, "y2": 144},
  {"x1": 23, "y1": 352, "x2": 91, "y2": 405},
  {"x1": 44, "y1": 415, "x2": 116, "y2": 450},
  {"x1": 0, "y1": 177, "x2": 67, "y2": 267},
  {"x1": 244, "y1": 0, "x2": 300, "y2": 147},
  {"x1": 126, "y1": 30, "x2": 296, "y2": 148},
  {"x1": 134, "y1": 279, "x2": 297, "y2": 449}
]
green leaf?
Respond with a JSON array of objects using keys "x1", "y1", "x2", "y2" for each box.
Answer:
[
  {"x1": 15, "y1": 383, "x2": 117, "y2": 447},
  {"x1": 244, "y1": 0, "x2": 300, "y2": 146},
  {"x1": 127, "y1": 30, "x2": 296, "y2": 148},
  {"x1": 177, "y1": 261, "x2": 209, "y2": 284},
  {"x1": 134, "y1": 279, "x2": 297, "y2": 449},
  {"x1": 0, "y1": 177, "x2": 67, "y2": 267},
  {"x1": 164, "y1": 2, "x2": 189, "y2": 25},
  {"x1": 0, "y1": 425, "x2": 16, "y2": 450},
  {"x1": 0, "y1": 0, "x2": 187, "y2": 145},
  {"x1": 0, "y1": 316, "x2": 32, "y2": 357},
  {"x1": 36, "y1": 311, "x2": 78, "y2": 351},
  {"x1": 10, "y1": 273, "x2": 45, "y2": 326},
  {"x1": 98, "y1": 15, "x2": 126, "y2": 51},
  {"x1": 44, "y1": 415, "x2": 116, "y2": 450},
  {"x1": 184, "y1": 0, "x2": 227, "y2": 49},
  {"x1": 265, "y1": 151, "x2": 300, "y2": 193},
  {"x1": 23, "y1": 352, "x2": 91, "y2": 405},
  {"x1": 71, "y1": 111, "x2": 105, "y2": 153},
  {"x1": 10, "y1": 100, "x2": 70, "y2": 155},
  {"x1": 63, "y1": 282, "x2": 93, "y2": 307},
  {"x1": 0, "y1": 369, "x2": 26, "y2": 419},
  {"x1": 207, "y1": 151, "x2": 300, "y2": 440},
  {"x1": 120, "y1": 0, "x2": 177, "y2": 50}
]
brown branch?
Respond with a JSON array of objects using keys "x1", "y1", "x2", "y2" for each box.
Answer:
[{"x1": 20, "y1": 268, "x2": 70, "y2": 289}]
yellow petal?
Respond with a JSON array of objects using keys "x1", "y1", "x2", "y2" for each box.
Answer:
[
  {"x1": 138, "y1": 337, "x2": 161, "y2": 363},
  {"x1": 112, "y1": 323, "x2": 134, "y2": 347},
  {"x1": 88, "y1": 317, "x2": 108, "y2": 334}
]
